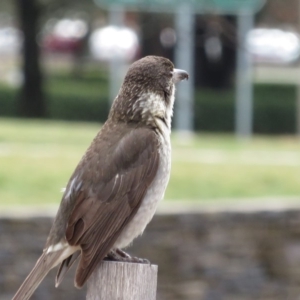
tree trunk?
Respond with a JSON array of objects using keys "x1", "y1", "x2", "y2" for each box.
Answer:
[
  {"x1": 139, "y1": 12, "x2": 174, "y2": 61},
  {"x1": 17, "y1": 0, "x2": 46, "y2": 118}
]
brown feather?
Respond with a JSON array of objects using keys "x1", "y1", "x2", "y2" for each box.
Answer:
[
  {"x1": 55, "y1": 251, "x2": 81, "y2": 287},
  {"x1": 13, "y1": 56, "x2": 185, "y2": 299},
  {"x1": 56, "y1": 125, "x2": 160, "y2": 287},
  {"x1": 13, "y1": 249, "x2": 70, "y2": 300}
]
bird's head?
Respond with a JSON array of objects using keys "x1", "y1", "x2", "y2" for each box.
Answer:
[{"x1": 109, "y1": 56, "x2": 188, "y2": 131}]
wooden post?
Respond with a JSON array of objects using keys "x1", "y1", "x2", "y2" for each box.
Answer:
[{"x1": 86, "y1": 261, "x2": 158, "y2": 300}]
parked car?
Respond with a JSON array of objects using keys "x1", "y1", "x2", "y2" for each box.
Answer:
[
  {"x1": 0, "y1": 27, "x2": 22, "y2": 55},
  {"x1": 89, "y1": 25, "x2": 139, "y2": 61},
  {"x1": 42, "y1": 19, "x2": 88, "y2": 54},
  {"x1": 247, "y1": 28, "x2": 300, "y2": 64}
]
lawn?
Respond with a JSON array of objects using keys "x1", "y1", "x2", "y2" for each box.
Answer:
[{"x1": 0, "y1": 118, "x2": 300, "y2": 206}]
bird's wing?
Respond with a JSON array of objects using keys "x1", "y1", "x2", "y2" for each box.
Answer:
[{"x1": 64, "y1": 127, "x2": 160, "y2": 287}]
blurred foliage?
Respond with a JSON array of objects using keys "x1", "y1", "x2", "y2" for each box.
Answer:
[
  {"x1": 46, "y1": 70, "x2": 109, "y2": 122},
  {"x1": 195, "y1": 84, "x2": 296, "y2": 134},
  {"x1": 0, "y1": 71, "x2": 297, "y2": 134},
  {"x1": 254, "y1": 85, "x2": 296, "y2": 133},
  {"x1": 0, "y1": 85, "x2": 18, "y2": 117}
]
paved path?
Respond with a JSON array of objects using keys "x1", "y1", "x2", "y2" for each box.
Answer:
[
  {"x1": 1, "y1": 142, "x2": 300, "y2": 166},
  {"x1": 173, "y1": 149, "x2": 300, "y2": 166},
  {"x1": 1, "y1": 196, "x2": 300, "y2": 218}
]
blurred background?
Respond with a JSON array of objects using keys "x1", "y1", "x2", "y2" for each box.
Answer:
[{"x1": 1, "y1": 0, "x2": 300, "y2": 299}]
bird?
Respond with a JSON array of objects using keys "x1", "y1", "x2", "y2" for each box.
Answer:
[{"x1": 12, "y1": 55, "x2": 188, "y2": 300}]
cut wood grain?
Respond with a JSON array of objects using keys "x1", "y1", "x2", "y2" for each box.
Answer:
[{"x1": 86, "y1": 261, "x2": 158, "y2": 300}]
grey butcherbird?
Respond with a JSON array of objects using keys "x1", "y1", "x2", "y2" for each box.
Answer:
[{"x1": 13, "y1": 55, "x2": 188, "y2": 300}]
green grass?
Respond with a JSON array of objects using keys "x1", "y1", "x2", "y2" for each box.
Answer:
[
  {"x1": 0, "y1": 118, "x2": 300, "y2": 206},
  {"x1": 0, "y1": 119, "x2": 99, "y2": 205}
]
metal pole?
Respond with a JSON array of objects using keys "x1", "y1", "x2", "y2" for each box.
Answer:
[
  {"x1": 235, "y1": 11, "x2": 254, "y2": 138},
  {"x1": 297, "y1": 85, "x2": 300, "y2": 137},
  {"x1": 174, "y1": 4, "x2": 195, "y2": 135},
  {"x1": 108, "y1": 5, "x2": 125, "y2": 102}
]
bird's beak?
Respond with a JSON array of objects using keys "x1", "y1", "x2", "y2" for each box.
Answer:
[{"x1": 172, "y1": 68, "x2": 189, "y2": 83}]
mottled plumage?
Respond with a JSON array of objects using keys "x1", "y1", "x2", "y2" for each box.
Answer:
[{"x1": 12, "y1": 56, "x2": 188, "y2": 300}]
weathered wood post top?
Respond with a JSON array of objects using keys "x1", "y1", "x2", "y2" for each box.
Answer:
[{"x1": 87, "y1": 261, "x2": 158, "y2": 300}]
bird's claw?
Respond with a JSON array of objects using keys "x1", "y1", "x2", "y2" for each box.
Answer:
[
  {"x1": 130, "y1": 256, "x2": 150, "y2": 264},
  {"x1": 104, "y1": 249, "x2": 150, "y2": 265}
]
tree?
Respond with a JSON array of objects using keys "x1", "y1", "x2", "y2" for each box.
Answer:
[{"x1": 16, "y1": 0, "x2": 46, "y2": 118}]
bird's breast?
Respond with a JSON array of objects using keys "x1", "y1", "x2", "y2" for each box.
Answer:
[{"x1": 113, "y1": 135, "x2": 171, "y2": 249}]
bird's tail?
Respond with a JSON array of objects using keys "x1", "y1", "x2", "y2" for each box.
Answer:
[{"x1": 12, "y1": 247, "x2": 72, "y2": 300}]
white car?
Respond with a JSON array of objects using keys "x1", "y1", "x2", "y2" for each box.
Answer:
[
  {"x1": 89, "y1": 26, "x2": 139, "y2": 61},
  {"x1": 247, "y1": 28, "x2": 300, "y2": 64},
  {"x1": 0, "y1": 27, "x2": 22, "y2": 55}
]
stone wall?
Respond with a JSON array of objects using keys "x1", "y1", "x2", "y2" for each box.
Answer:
[{"x1": 2, "y1": 208, "x2": 300, "y2": 300}]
